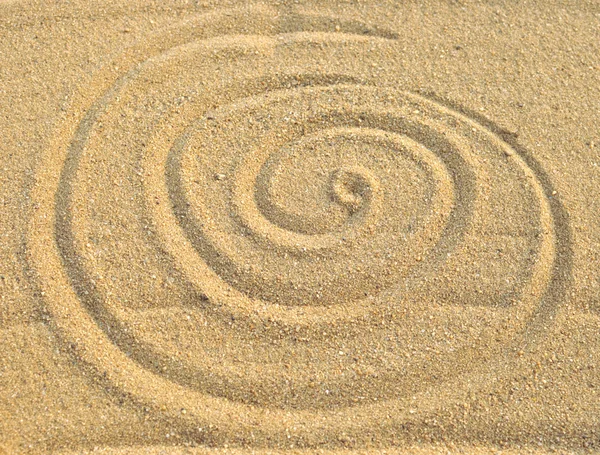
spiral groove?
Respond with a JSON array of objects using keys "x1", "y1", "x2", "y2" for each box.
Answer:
[{"x1": 27, "y1": 5, "x2": 567, "y2": 444}]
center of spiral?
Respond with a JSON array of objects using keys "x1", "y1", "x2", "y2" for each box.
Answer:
[{"x1": 330, "y1": 166, "x2": 378, "y2": 213}]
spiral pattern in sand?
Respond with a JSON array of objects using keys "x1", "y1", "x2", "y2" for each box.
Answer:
[{"x1": 28, "y1": 6, "x2": 569, "y2": 446}]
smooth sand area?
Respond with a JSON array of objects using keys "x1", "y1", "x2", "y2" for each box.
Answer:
[{"x1": 1, "y1": 1, "x2": 599, "y2": 453}]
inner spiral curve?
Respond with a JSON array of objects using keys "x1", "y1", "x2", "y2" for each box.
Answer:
[
  {"x1": 234, "y1": 127, "x2": 386, "y2": 248},
  {"x1": 174, "y1": 88, "x2": 455, "y2": 307}
]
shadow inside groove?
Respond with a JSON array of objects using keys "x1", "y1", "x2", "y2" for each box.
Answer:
[
  {"x1": 416, "y1": 89, "x2": 574, "y2": 349},
  {"x1": 278, "y1": 13, "x2": 399, "y2": 40}
]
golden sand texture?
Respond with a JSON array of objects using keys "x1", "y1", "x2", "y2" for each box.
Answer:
[
  {"x1": 1, "y1": 0, "x2": 600, "y2": 454},
  {"x1": 53, "y1": 448, "x2": 596, "y2": 455}
]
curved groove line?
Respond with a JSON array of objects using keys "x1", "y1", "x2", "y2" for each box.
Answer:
[
  {"x1": 164, "y1": 89, "x2": 468, "y2": 298},
  {"x1": 53, "y1": 69, "x2": 154, "y2": 360},
  {"x1": 252, "y1": 129, "x2": 399, "y2": 236},
  {"x1": 229, "y1": 124, "x2": 385, "y2": 253},
  {"x1": 167, "y1": 85, "x2": 471, "y2": 258},
  {"x1": 414, "y1": 90, "x2": 572, "y2": 348},
  {"x1": 278, "y1": 13, "x2": 399, "y2": 40}
]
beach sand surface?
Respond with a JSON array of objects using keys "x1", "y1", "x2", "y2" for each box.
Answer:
[{"x1": 1, "y1": 0, "x2": 599, "y2": 453}]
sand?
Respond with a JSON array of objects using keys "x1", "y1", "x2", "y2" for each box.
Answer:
[{"x1": 1, "y1": 0, "x2": 599, "y2": 453}]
